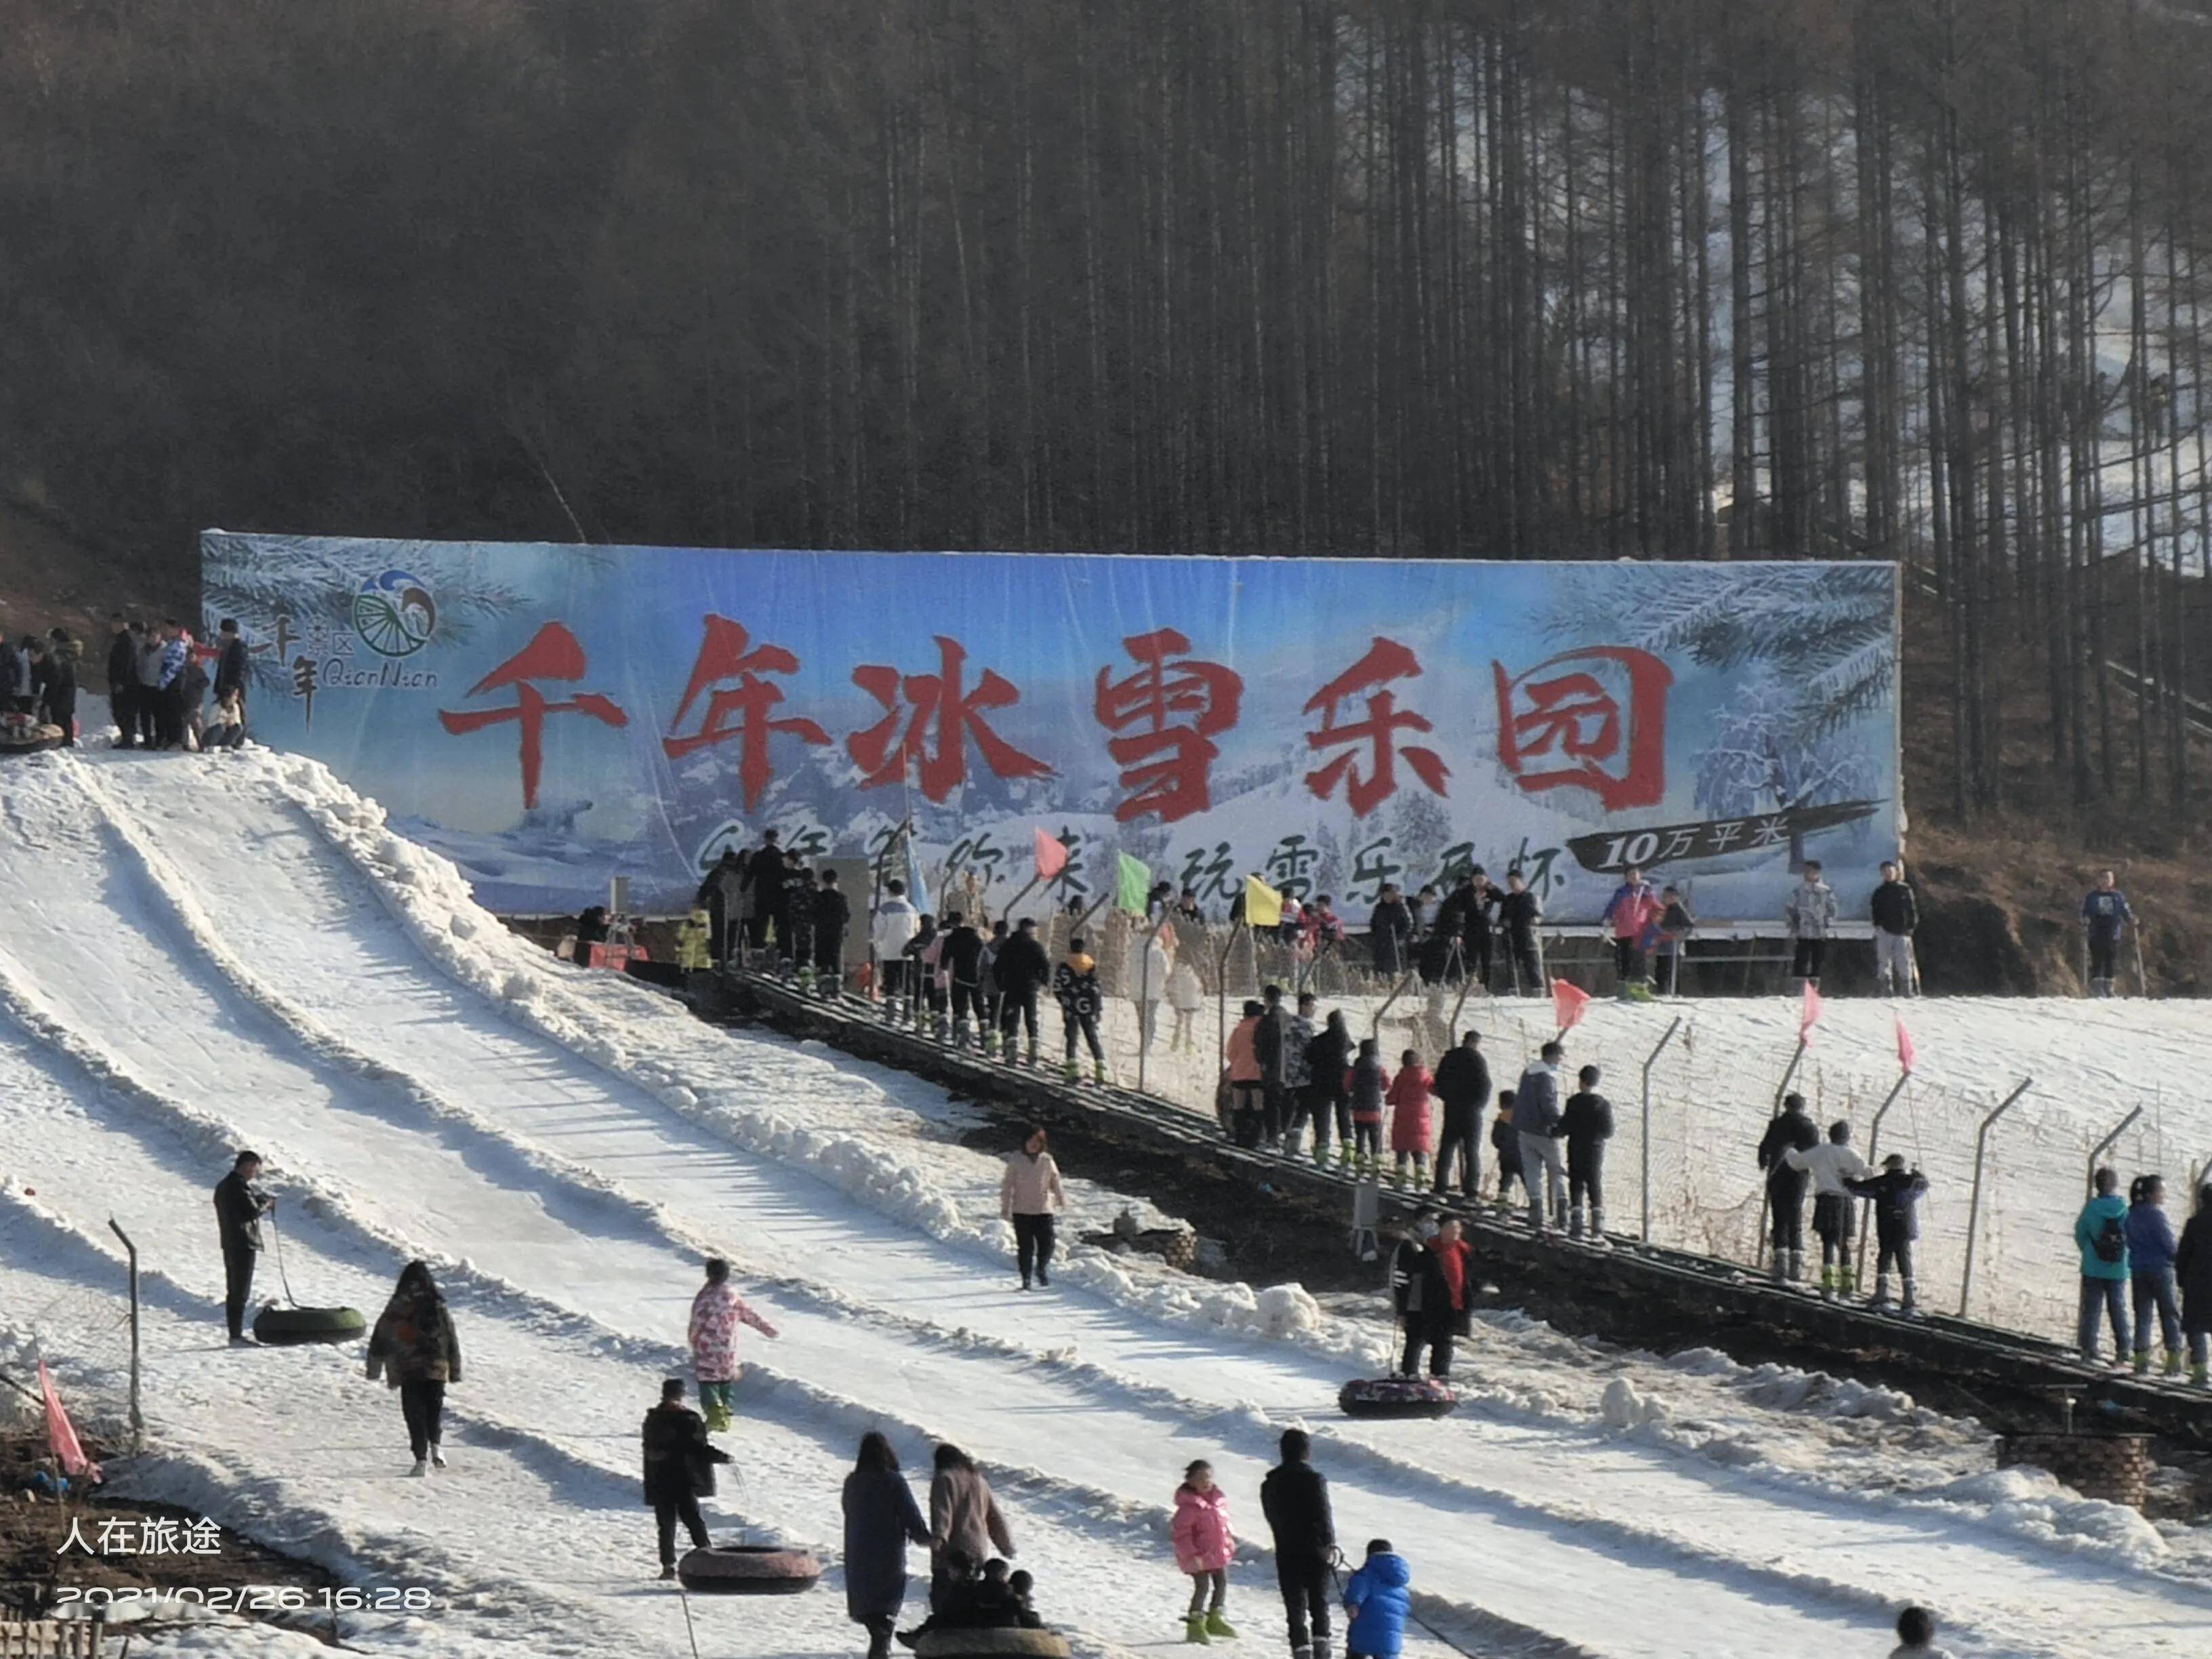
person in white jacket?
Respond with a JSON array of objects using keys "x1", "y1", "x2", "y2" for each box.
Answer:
[
  {"x1": 1782, "y1": 860, "x2": 1840, "y2": 989},
  {"x1": 1165, "y1": 953, "x2": 1205, "y2": 1054},
  {"x1": 1000, "y1": 1126, "x2": 1067, "y2": 1290},
  {"x1": 1784, "y1": 1120, "x2": 1870, "y2": 1298},
  {"x1": 1130, "y1": 930, "x2": 1171, "y2": 1053},
  {"x1": 872, "y1": 879, "x2": 921, "y2": 1020}
]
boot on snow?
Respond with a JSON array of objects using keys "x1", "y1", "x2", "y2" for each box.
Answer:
[
  {"x1": 1818, "y1": 1265, "x2": 1837, "y2": 1301},
  {"x1": 2193, "y1": 1362, "x2": 2209, "y2": 1386},
  {"x1": 1183, "y1": 1614, "x2": 1211, "y2": 1645},
  {"x1": 1092, "y1": 1059, "x2": 1109, "y2": 1086},
  {"x1": 1568, "y1": 1204, "x2": 1586, "y2": 1241},
  {"x1": 2166, "y1": 1349, "x2": 2186, "y2": 1378},
  {"x1": 1063, "y1": 1058, "x2": 1082, "y2": 1084},
  {"x1": 2133, "y1": 1349, "x2": 2153, "y2": 1376},
  {"x1": 1867, "y1": 1274, "x2": 1892, "y2": 1311},
  {"x1": 409, "y1": 1458, "x2": 428, "y2": 1478},
  {"x1": 1203, "y1": 1611, "x2": 1238, "y2": 1639},
  {"x1": 1769, "y1": 1252, "x2": 1788, "y2": 1285}
]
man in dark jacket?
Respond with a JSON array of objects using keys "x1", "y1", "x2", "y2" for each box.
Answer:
[
  {"x1": 1431, "y1": 1031, "x2": 1491, "y2": 1197},
  {"x1": 1258, "y1": 1428, "x2": 1336, "y2": 1659},
  {"x1": 1367, "y1": 886, "x2": 1412, "y2": 979},
  {"x1": 1495, "y1": 871, "x2": 1543, "y2": 993},
  {"x1": 695, "y1": 849, "x2": 746, "y2": 966},
  {"x1": 643, "y1": 1377, "x2": 731, "y2": 1578},
  {"x1": 940, "y1": 912, "x2": 988, "y2": 1046},
  {"x1": 213, "y1": 1151, "x2": 273, "y2": 1343},
  {"x1": 1561, "y1": 1065, "x2": 1616, "y2": 1241},
  {"x1": 775, "y1": 850, "x2": 815, "y2": 969},
  {"x1": 994, "y1": 918, "x2": 1052, "y2": 1065},
  {"x1": 2080, "y1": 870, "x2": 2135, "y2": 999},
  {"x1": 105, "y1": 615, "x2": 140, "y2": 747},
  {"x1": 1254, "y1": 983, "x2": 1290, "y2": 1146},
  {"x1": 811, "y1": 869, "x2": 851, "y2": 989},
  {"x1": 1870, "y1": 861, "x2": 1919, "y2": 997},
  {"x1": 1757, "y1": 1093, "x2": 1821, "y2": 1284},
  {"x1": 1847, "y1": 1154, "x2": 1928, "y2": 1313},
  {"x1": 211, "y1": 619, "x2": 249, "y2": 729},
  {"x1": 743, "y1": 830, "x2": 785, "y2": 954}
]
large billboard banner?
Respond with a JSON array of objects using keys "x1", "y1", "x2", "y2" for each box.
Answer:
[{"x1": 201, "y1": 535, "x2": 1901, "y2": 922}]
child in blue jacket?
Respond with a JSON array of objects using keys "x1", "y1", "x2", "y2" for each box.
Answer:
[
  {"x1": 1343, "y1": 1538, "x2": 1411, "y2": 1659},
  {"x1": 2126, "y1": 1174, "x2": 2184, "y2": 1376}
]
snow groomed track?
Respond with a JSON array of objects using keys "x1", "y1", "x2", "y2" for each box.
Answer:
[{"x1": 0, "y1": 746, "x2": 2208, "y2": 1658}]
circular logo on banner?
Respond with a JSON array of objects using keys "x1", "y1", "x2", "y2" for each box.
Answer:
[{"x1": 352, "y1": 570, "x2": 438, "y2": 658}]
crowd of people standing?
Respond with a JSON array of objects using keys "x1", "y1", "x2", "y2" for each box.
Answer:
[{"x1": 0, "y1": 611, "x2": 251, "y2": 750}]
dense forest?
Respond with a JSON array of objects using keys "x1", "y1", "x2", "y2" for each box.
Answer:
[{"x1": 7, "y1": 0, "x2": 2212, "y2": 826}]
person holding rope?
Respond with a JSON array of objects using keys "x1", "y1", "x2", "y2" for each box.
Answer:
[
  {"x1": 1259, "y1": 1429, "x2": 1336, "y2": 1659},
  {"x1": 212, "y1": 1150, "x2": 273, "y2": 1345}
]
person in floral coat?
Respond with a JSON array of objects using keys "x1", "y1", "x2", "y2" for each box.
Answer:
[{"x1": 688, "y1": 1258, "x2": 779, "y2": 1432}]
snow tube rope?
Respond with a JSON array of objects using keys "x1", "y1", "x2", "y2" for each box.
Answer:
[
  {"x1": 912, "y1": 1629, "x2": 1073, "y2": 1659},
  {"x1": 1337, "y1": 1376, "x2": 1458, "y2": 1420},
  {"x1": 252, "y1": 1304, "x2": 368, "y2": 1346},
  {"x1": 676, "y1": 1543, "x2": 821, "y2": 1595}
]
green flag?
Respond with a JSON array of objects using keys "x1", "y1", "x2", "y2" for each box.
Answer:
[{"x1": 1115, "y1": 851, "x2": 1151, "y2": 916}]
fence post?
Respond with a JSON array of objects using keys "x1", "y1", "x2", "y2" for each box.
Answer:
[
  {"x1": 1959, "y1": 1077, "x2": 2033, "y2": 1319},
  {"x1": 107, "y1": 1218, "x2": 142, "y2": 1457},
  {"x1": 1370, "y1": 967, "x2": 1419, "y2": 1038},
  {"x1": 2085, "y1": 1105, "x2": 2145, "y2": 1195},
  {"x1": 1639, "y1": 1017, "x2": 1683, "y2": 1243},
  {"x1": 1853, "y1": 1068, "x2": 1912, "y2": 1290}
]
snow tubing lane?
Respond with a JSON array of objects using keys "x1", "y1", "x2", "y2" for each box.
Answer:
[
  {"x1": 912, "y1": 1630, "x2": 1073, "y2": 1659},
  {"x1": 675, "y1": 1544, "x2": 821, "y2": 1595},
  {"x1": 251, "y1": 1305, "x2": 368, "y2": 1347},
  {"x1": 1338, "y1": 1376, "x2": 1458, "y2": 1419}
]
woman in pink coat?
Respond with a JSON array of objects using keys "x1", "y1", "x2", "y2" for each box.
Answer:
[
  {"x1": 1171, "y1": 1459, "x2": 1237, "y2": 1643},
  {"x1": 688, "y1": 1258, "x2": 779, "y2": 1433},
  {"x1": 1386, "y1": 1050, "x2": 1436, "y2": 1189}
]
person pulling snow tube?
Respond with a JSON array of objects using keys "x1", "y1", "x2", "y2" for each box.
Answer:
[
  {"x1": 1337, "y1": 1376, "x2": 1457, "y2": 1420},
  {"x1": 676, "y1": 1542, "x2": 822, "y2": 1595},
  {"x1": 251, "y1": 1304, "x2": 368, "y2": 1347},
  {"x1": 912, "y1": 1629, "x2": 1073, "y2": 1659}
]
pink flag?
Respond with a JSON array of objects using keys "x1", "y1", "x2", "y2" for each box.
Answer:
[
  {"x1": 1896, "y1": 1015, "x2": 1917, "y2": 1075},
  {"x1": 1799, "y1": 980, "x2": 1824, "y2": 1039},
  {"x1": 1551, "y1": 978, "x2": 1592, "y2": 1034},
  {"x1": 39, "y1": 1360, "x2": 100, "y2": 1484},
  {"x1": 1033, "y1": 828, "x2": 1069, "y2": 881}
]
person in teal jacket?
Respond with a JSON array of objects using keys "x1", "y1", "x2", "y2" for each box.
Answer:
[
  {"x1": 1342, "y1": 1539, "x2": 1411, "y2": 1659},
  {"x1": 2074, "y1": 1167, "x2": 2133, "y2": 1361}
]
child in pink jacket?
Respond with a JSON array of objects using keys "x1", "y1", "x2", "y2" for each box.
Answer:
[
  {"x1": 1387, "y1": 1051, "x2": 1435, "y2": 1189},
  {"x1": 688, "y1": 1258, "x2": 779, "y2": 1433},
  {"x1": 1172, "y1": 1459, "x2": 1237, "y2": 1643}
]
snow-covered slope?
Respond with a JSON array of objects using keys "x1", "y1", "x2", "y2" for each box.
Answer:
[{"x1": 1, "y1": 745, "x2": 2208, "y2": 1658}]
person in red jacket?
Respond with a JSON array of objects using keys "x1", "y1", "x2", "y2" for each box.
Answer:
[
  {"x1": 1401, "y1": 1218, "x2": 1472, "y2": 1378},
  {"x1": 1385, "y1": 1050, "x2": 1435, "y2": 1189},
  {"x1": 1601, "y1": 865, "x2": 1665, "y2": 996}
]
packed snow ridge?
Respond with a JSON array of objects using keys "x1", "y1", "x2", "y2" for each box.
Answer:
[{"x1": 0, "y1": 745, "x2": 2207, "y2": 1658}]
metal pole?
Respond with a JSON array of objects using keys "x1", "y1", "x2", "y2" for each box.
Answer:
[
  {"x1": 2085, "y1": 1104, "x2": 2144, "y2": 1196},
  {"x1": 1854, "y1": 1069, "x2": 1912, "y2": 1290},
  {"x1": 1443, "y1": 940, "x2": 1474, "y2": 1038},
  {"x1": 2131, "y1": 920, "x2": 2150, "y2": 998},
  {"x1": 1771, "y1": 1036, "x2": 1809, "y2": 1113},
  {"x1": 1959, "y1": 1077, "x2": 2034, "y2": 1318},
  {"x1": 1371, "y1": 967, "x2": 1418, "y2": 1037},
  {"x1": 994, "y1": 873, "x2": 1042, "y2": 929},
  {"x1": 1215, "y1": 926, "x2": 1242, "y2": 1104},
  {"x1": 108, "y1": 1218, "x2": 142, "y2": 1456},
  {"x1": 1639, "y1": 1017, "x2": 1683, "y2": 1243}
]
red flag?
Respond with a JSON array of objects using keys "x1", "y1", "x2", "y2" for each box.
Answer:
[
  {"x1": 1799, "y1": 980, "x2": 1824, "y2": 1039},
  {"x1": 1551, "y1": 978, "x2": 1592, "y2": 1034},
  {"x1": 1033, "y1": 828, "x2": 1069, "y2": 881},
  {"x1": 1896, "y1": 1015, "x2": 1917, "y2": 1075},
  {"x1": 39, "y1": 1360, "x2": 100, "y2": 1484}
]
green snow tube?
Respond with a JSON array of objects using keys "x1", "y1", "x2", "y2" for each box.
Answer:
[
  {"x1": 914, "y1": 1629, "x2": 1073, "y2": 1659},
  {"x1": 252, "y1": 1305, "x2": 368, "y2": 1347},
  {"x1": 676, "y1": 1543, "x2": 821, "y2": 1595}
]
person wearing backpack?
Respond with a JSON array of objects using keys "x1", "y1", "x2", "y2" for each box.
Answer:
[{"x1": 2075, "y1": 1167, "x2": 2133, "y2": 1363}]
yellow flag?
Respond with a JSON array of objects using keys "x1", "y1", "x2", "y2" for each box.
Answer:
[{"x1": 1243, "y1": 874, "x2": 1284, "y2": 928}]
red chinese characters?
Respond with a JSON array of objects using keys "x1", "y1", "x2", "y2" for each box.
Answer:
[
  {"x1": 1093, "y1": 628, "x2": 1244, "y2": 824},
  {"x1": 1492, "y1": 647, "x2": 1673, "y2": 811},
  {"x1": 848, "y1": 635, "x2": 1052, "y2": 802},
  {"x1": 438, "y1": 623, "x2": 629, "y2": 808},
  {"x1": 1303, "y1": 637, "x2": 1449, "y2": 817},
  {"x1": 661, "y1": 615, "x2": 830, "y2": 811}
]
